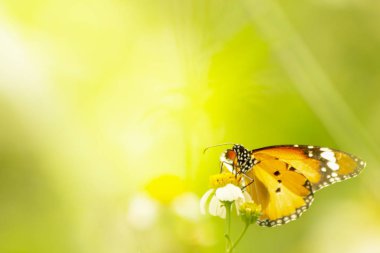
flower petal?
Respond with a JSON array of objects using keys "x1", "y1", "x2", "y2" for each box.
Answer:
[
  {"x1": 209, "y1": 196, "x2": 226, "y2": 218},
  {"x1": 200, "y1": 189, "x2": 214, "y2": 215},
  {"x1": 215, "y1": 184, "x2": 244, "y2": 202}
]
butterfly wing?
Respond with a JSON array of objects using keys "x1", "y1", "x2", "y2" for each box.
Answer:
[
  {"x1": 220, "y1": 144, "x2": 365, "y2": 227},
  {"x1": 244, "y1": 158, "x2": 314, "y2": 227},
  {"x1": 251, "y1": 145, "x2": 366, "y2": 191}
]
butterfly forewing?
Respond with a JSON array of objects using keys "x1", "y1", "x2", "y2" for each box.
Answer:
[{"x1": 252, "y1": 145, "x2": 366, "y2": 191}]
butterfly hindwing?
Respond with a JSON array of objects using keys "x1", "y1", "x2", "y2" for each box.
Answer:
[{"x1": 244, "y1": 158, "x2": 314, "y2": 227}]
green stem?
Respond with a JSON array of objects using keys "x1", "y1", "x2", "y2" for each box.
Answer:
[
  {"x1": 228, "y1": 222, "x2": 250, "y2": 253},
  {"x1": 224, "y1": 202, "x2": 232, "y2": 252}
]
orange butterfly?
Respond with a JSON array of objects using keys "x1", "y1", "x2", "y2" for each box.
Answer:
[{"x1": 220, "y1": 144, "x2": 366, "y2": 227}]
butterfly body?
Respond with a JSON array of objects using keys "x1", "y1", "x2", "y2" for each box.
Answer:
[{"x1": 220, "y1": 144, "x2": 366, "y2": 227}]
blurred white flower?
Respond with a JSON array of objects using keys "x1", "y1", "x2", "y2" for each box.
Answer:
[
  {"x1": 126, "y1": 194, "x2": 158, "y2": 231},
  {"x1": 172, "y1": 192, "x2": 200, "y2": 221}
]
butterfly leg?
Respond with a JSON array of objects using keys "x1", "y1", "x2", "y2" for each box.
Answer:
[
  {"x1": 220, "y1": 161, "x2": 240, "y2": 177},
  {"x1": 219, "y1": 161, "x2": 224, "y2": 173},
  {"x1": 241, "y1": 173, "x2": 254, "y2": 190}
]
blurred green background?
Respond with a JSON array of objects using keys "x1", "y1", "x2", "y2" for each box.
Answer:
[{"x1": 1, "y1": 0, "x2": 380, "y2": 252}]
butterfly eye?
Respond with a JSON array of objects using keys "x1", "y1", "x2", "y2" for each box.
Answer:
[{"x1": 225, "y1": 150, "x2": 237, "y2": 160}]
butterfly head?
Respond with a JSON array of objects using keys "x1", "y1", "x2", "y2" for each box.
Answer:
[{"x1": 221, "y1": 144, "x2": 254, "y2": 173}]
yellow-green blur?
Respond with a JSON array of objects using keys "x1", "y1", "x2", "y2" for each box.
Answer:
[{"x1": 1, "y1": 0, "x2": 380, "y2": 253}]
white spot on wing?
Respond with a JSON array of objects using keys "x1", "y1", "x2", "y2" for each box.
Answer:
[
  {"x1": 327, "y1": 161, "x2": 340, "y2": 171},
  {"x1": 321, "y1": 151, "x2": 336, "y2": 162}
]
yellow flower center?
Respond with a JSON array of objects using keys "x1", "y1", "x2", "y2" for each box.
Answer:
[{"x1": 209, "y1": 172, "x2": 241, "y2": 188}]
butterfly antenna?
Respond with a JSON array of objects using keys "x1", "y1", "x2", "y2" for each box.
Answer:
[{"x1": 203, "y1": 143, "x2": 235, "y2": 154}]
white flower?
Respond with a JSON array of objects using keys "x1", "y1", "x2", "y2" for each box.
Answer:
[
  {"x1": 200, "y1": 183, "x2": 251, "y2": 219},
  {"x1": 215, "y1": 184, "x2": 244, "y2": 202}
]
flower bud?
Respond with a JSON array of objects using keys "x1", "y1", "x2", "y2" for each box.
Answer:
[{"x1": 239, "y1": 202, "x2": 262, "y2": 225}]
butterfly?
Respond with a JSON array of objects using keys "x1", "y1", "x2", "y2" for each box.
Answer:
[{"x1": 220, "y1": 144, "x2": 366, "y2": 227}]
